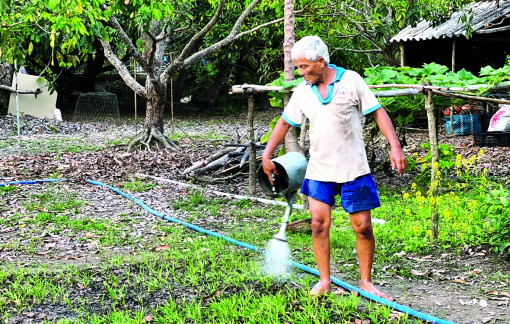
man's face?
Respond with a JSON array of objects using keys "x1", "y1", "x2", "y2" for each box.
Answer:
[{"x1": 293, "y1": 51, "x2": 327, "y2": 85}]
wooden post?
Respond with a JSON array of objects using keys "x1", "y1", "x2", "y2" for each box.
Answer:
[
  {"x1": 424, "y1": 89, "x2": 439, "y2": 240},
  {"x1": 133, "y1": 58, "x2": 138, "y2": 133},
  {"x1": 452, "y1": 38, "x2": 456, "y2": 73},
  {"x1": 170, "y1": 53, "x2": 174, "y2": 139},
  {"x1": 400, "y1": 42, "x2": 406, "y2": 67},
  {"x1": 283, "y1": 0, "x2": 299, "y2": 153},
  {"x1": 247, "y1": 94, "x2": 257, "y2": 195}
]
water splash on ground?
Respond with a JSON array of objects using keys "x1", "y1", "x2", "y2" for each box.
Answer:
[{"x1": 261, "y1": 238, "x2": 292, "y2": 277}]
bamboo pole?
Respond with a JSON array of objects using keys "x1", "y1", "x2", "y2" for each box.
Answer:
[
  {"x1": 374, "y1": 89, "x2": 422, "y2": 97},
  {"x1": 430, "y1": 89, "x2": 510, "y2": 105},
  {"x1": 133, "y1": 58, "x2": 137, "y2": 133},
  {"x1": 232, "y1": 82, "x2": 510, "y2": 94},
  {"x1": 247, "y1": 94, "x2": 256, "y2": 195},
  {"x1": 424, "y1": 88, "x2": 439, "y2": 240},
  {"x1": 170, "y1": 53, "x2": 174, "y2": 139}
]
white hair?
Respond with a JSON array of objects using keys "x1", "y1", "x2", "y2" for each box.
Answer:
[{"x1": 291, "y1": 36, "x2": 330, "y2": 65}]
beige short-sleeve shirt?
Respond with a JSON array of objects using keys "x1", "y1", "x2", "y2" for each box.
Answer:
[{"x1": 282, "y1": 67, "x2": 381, "y2": 183}]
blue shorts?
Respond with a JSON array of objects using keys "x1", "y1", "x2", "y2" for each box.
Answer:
[{"x1": 300, "y1": 174, "x2": 380, "y2": 213}]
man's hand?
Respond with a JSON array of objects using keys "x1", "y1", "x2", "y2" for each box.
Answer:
[
  {"x1": 390, "y1": 146, "x2": 407, "y2": 175},
  {"x1": 262, "y1": 156, "x2": 278, "y2": 185}
]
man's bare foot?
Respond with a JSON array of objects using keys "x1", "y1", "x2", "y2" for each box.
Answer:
[
  {"x1": 360, "y1": 280, "x2": 393, "y2": 301},
  {"x1": 309, "y1": 280, "x2": 332, "y2": 297}
]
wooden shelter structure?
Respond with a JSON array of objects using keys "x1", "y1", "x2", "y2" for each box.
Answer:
[{"x1": 391, "y1": 0, "x2": 510, "y2": 73}]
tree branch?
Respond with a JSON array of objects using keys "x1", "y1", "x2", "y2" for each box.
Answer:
[
  {"x1": 0, "y1": 84, "x2": 42, "y2": 95},
  {"x1": 101, "y1": 4, "x2": 148, "y2": 74},
  {"x1": 181, "y1": 15, "x2": 280, "y2": 70},
  {"x1": 99, "y1": 38, "x2": 148, "y2": 98},
  {"x1": 173, "y1": 14, "x2": 193, "y2": 33},
  {"x1": 1, "y1": 21, "x2": 23, "y2": 28},
  {"x1": 334, "y1": 31, "x2": 361, "y2": 38},
  {"x1": 161, "y1": 0, "x2": 226, "y2": 83},
  {"x1": 330, "y1": 47, "x2": 382, "y2": 54},
  {"x1": 156, "y1": 24, "x2": 170, "y2": 41}
]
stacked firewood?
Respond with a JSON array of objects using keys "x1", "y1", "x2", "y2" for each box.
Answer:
[{"x1": 182, "y1": 133, "x2": 273, "y2": 178}]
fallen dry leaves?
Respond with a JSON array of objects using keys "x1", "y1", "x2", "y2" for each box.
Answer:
[{"x1": 154, "y1": 245, "x2": 170, "y2": 251}]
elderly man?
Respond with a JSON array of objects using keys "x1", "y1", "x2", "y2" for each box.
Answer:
[{"x1": 262, "y1": 36, "x2": 406, "y2": 300}]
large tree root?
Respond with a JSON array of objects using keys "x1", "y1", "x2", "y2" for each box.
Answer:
[{"x1": 127, "y1": 127, "x2": 180, "y2": 151}]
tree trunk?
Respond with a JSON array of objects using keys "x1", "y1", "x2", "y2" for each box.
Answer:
[
  {"x1": 283, "y1": 0, "x2": 299, "y2": 153},
  {"x1": 197, "y1": 60, "x2": 231, "y2": 109},
  {"x1": 425, "y1": 89, "x2": 439, "y2": 240},
  {"x1": 0, "y1": 62, "x2": 12, "y2": 109},
  {"x1": 128, "y1": 80, "x2": 178, "y2": 151},
  {"x1": 381, "y1": 43, "x2": 400, "y2": 67}
]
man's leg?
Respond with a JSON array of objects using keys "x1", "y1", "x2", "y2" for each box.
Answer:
[
  {"x1": 309, "y1": 197, "x2": 332, "y2": 295},
  {"x1": 349, "y1": 209, "x2": 392, "y2": 301}
]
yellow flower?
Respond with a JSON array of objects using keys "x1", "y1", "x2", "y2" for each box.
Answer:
[
  {"x1": 478, "y1": 149, "x2": 484, "y2": 156},
  {"x1": 427, "y1": 230, "x2": 432, "y2": 237},
  {"x1": 403, "y1": 193, "x2": 410, "y2": 200},
  {"x1": 456, "y1": 154, "x2": 462, "y2": 160},
  {"x1": 406, "y1": 209, "x2": 411, "y2": 215},
  {"x1": 411, "y1": 183, "x2": 417, "y2": 190},
  {"x1": 413, "y1": 153, "x2": 418, "y2": 157}
]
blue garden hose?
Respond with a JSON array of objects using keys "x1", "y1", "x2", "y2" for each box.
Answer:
[
  {"x1": 0, "y1": 179, "x2": 66, "y2": 187},
  {"x1": 6, "y1": 179, "x2": 455, "y2": 324}
]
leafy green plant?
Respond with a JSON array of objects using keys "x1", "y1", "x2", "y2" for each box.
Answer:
[
  {"x1": 364, "y1": 61, "x2": 510, "y2": 127},
  {"x1": 409, "y1": 142, "x2": 456, "y2": 186},
  {"x1": 123, "y1": 180, "x2": 156, "y2": 192},
  {"x1": 482, "y1": 185, "x2": 510, "y2": 254}
]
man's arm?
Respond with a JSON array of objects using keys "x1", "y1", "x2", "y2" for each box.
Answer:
[
  {"x1": 261, "y1": 117, "x2": 292, "y2": 184},
  {"x1": 370, "y1": 108, "x2": 407, "y2": 175}
]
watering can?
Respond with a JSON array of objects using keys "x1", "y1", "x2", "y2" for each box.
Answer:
[{"x1": 257, "y1": 152, "x2": 308, "y2": 198}]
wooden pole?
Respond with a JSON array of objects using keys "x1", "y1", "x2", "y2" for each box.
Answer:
[
  {"x1": 430, "y1": 89, "x2": 510, "y2": 105},
  {"x1": 170, "y1": 53, "x2": 174, "y2": 139},
  {"x1": 400, "y1": 42, "x2": 405, "y2": 67},
  {"x1": 424, "y1": 88, "x2": 439, "y2": 240},
  {"x1": 134, "y1": 58, "x2": 137, "y2": 133},
  {"x1": 247, "y1": 94, "x2": 256, "y2": 195},
  {"x1": 452, "y1": 38, "x2": 456, "y2": 73}
]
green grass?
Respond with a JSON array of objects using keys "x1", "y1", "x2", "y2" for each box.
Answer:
[
  {"x1": 122, "y1": 180, "x2": 156, "y2": 192},
  {"x1": 0, "y1": 136, "x2": 130, "y2": 154},
  {"x1": 3, "y1": 153, "x2": 510, "y2": 323},
  {"x1": 0, "y1": 226, "x2": 409, "y2": 324}
]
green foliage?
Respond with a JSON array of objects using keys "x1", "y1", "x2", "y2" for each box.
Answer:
[
  {"x1": 260, "y1": 115, "x2": 280, "y2": 144},
  {"x1": 266, "y1": 70, "x2": 304, "y2": 108},
  {"x1": 364, "y1": 62, "x2": 510, "y2": 126},
  {"x1": 408, "y1": 142, "x2": 456, "y2": 186},
  {"x1": 482, "y1": 186, "x2": 510, "y2": 253}
]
